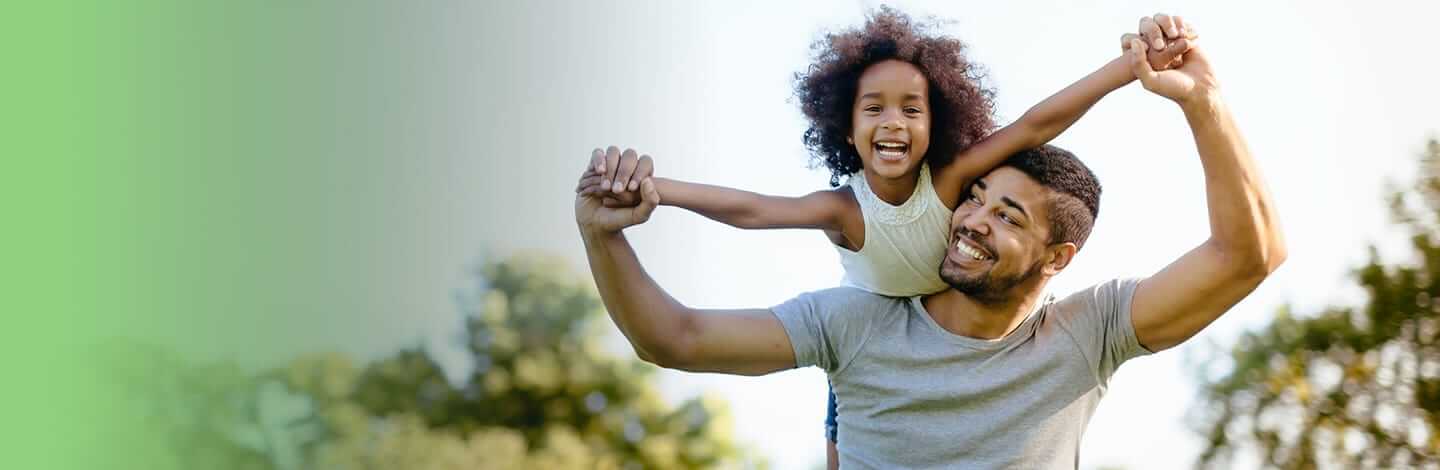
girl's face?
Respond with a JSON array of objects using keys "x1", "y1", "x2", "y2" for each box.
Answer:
[{"x1": 850, "y1": 59, "x2": 933, "y2": 183}]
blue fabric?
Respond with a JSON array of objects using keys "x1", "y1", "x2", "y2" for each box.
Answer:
[{"x1": 825, "y1": 381, "x2": 838, "y2": 442}]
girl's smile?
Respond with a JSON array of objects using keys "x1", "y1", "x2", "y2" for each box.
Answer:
[{"x1": 851, "y1": 59, "x2": 932, "y2": 186}]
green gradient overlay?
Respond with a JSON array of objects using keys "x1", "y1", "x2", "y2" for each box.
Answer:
[
  {"x1": 9, "y1": 3, "x2": 454, "y2": 468},
  {"x1": 9, "y1": 1, "x2": 723, "y2": 467}
]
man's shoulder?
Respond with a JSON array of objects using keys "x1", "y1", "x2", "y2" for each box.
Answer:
[
  {"x1": 1046, "y1": 278, "x2": 1144, "y2": 319},
  {"x1": 772, "y1": 286, "x2": 910, "y2": 322},
  {"x1": 802, "y1": 286, "x2": 910, "y2": 307},
  {"x1": 813, "y1": 285, "x2": 884, "y2": 297}
]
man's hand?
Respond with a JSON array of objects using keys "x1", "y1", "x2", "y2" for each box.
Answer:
[
  {"x1": 584, "y1": 146, "x2": 655, "y2": 207},
  {"x1": 1121, "y1": 13, "x2": 1197, "y2": 71},
  {"x1": 575, "y1": 165, "x2": 660, "y2": 234},
  {"x1": 1128, "y1": 36, "x2": 1219, "y2": 106}
]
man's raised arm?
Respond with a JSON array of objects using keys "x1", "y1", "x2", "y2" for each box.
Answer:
[
  {"x1": 1122, "y1": 38, "x2": 1288, "y2": 352},
  {"x1": 574, "y1": 155, "x2": 798, "y2": 375}
]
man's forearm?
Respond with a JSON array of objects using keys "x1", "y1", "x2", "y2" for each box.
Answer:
[
  {"x1": 580, "y1": 227, "x2": 695, "y2": 363},
  {"x1": 1182, "y1": 93, "x2": 1286, "y2": 272}
]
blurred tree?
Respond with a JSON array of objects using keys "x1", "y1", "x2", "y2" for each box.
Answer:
[
  {"x1": 99, "y1": 342, "x2": 314, "y2": 470},
  {"x1": 298, "y1": 254, "x2": 752, "y2": 469},
  {"x1": 1192, "y1": 139, "x2": 1440, "y2": 469},
  {"x1": 108, "y1": 254, "x2": 753, "y2": 469}
]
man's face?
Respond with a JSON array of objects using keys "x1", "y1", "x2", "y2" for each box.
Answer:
[
  {"x1": 850, "y1": 59, "x2": 932, "y2": 182},
  {"x1": 940, "y1": 167, "x2": 1056, "y2": 302}
]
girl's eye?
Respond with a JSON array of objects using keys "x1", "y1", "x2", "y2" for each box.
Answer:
[
  {"x1": 1000, "y1": 212, "x2": 1018, "y2": 225},
  {"x1": 966, "y1": 193, "x2": 981, "y2": 204},
  {"x1": 905, "y1": 107, "x2": 922, "y2": 114},
  {"x1": 865, "y1": 106, "x2": 882, "y2": 112}
]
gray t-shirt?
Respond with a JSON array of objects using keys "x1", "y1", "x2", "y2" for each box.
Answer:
[{"x1": 771, "y1": 278, "x2": 1150, "y2": 469}]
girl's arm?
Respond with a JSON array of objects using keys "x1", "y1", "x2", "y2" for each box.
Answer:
[
  {"x1": 932, "y1": 41, "x2": 1190, "y2": 206},
  {"x1": 654, "y1": 177, "x2": 853, "y2": 232},
  {"x1": 579, "y1": 148, "x2": 855, "y2": 234}
]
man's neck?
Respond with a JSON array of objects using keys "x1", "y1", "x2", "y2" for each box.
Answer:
[{"x1": 921, "y1": 284, "x2": 1049, "y2": 340}]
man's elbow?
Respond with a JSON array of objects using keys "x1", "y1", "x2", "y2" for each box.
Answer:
[
  {"x1": 636, "y1": 342, "x2": 679, "y2": 368},
  {"x1": 634, "y1": 346, "x2": 664, "y2": 366},
  {"x1": 1263, "y1": 223, "x2": 1289, "y2": 273},
  {"x1": 1224, "y1": 240, "x2": 1287, "y2": 285},
  {"x1": 637, "y1": 342, "x2": 705, "y2": 372},
  {"x1": 633, "y1": 315, "x2": 701, "y2": 370},
  {"x1": 1247, "y1": 230, "x2": 1288, "y2": 278},
  {"x1": 1261, "y1": 240, "x2": 1288, "y2": 274}
]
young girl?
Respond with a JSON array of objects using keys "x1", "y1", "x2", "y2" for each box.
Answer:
[{"x1": 580, "y1": 6, "x2": 1188, "y2": 467}]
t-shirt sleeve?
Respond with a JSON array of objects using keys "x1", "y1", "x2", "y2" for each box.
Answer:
[
  {"x1": 1051, "y1": 278, "x2": 1152, "y2": 385},
  {"x1": 769, "y1": 287, "x2": 879, "y2": 373}
]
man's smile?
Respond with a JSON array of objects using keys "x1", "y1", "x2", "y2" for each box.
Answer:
[{"x1": 948, "y1": 232, "x2": 994, "y2": 265}]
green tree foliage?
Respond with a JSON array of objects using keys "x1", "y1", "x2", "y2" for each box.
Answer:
[
  {"x1": 317, "y1": 255, "x2": 747, "y2": 469},
  {"x1": 110, "y1": 255, "x2": 750, "y2": 469},
  {"x1": 99, "y1": 343, "x2": 283, "y2": 470},
  {"x1": 1193, "y1": 139, "x2": 1440, "y2": 469}
]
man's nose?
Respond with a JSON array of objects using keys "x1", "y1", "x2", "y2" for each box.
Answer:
[{"x1": 957, "y1": 210, "x2": 989, "y2": 236}]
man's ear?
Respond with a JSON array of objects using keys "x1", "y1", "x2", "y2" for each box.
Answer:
[{"x1": 1042, "y1": 242, "x2": 1079, "y2": 276}]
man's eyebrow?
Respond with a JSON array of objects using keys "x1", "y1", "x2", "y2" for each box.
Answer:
[{"x1": 1000, "y1": 196, "x2": 1030, "y2": 220}]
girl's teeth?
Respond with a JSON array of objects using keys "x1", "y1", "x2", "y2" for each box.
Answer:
[
  {"x1": 877, "y1": 147, "x2": 907, "y2": 158},
  {"x1": 875, "y1": 142, "x2": 907, "y2": 157}
]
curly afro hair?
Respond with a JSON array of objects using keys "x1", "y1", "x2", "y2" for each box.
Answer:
[{"x1": 795, "y1": 6, "x2": 997, "y2": 187}]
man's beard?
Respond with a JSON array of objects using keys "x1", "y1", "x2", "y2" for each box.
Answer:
[{"x1": 941, "y1": 257, "x2": 1044, "y2": 305}]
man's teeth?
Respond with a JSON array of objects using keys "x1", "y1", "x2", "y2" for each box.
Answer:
[{"x1": 955, "y1": 241, "x2": 987, "y2": 260}]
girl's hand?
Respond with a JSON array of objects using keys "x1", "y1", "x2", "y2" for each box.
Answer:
[
  {"x1": 583, "y1": 146, "x2": 655, "y2": 207},
  {"x1": 590, "y1": 146, "x2": 655, "y2": 191},
  {"x1": 1120, "y1": 13, "x2": 1197, "y2": 71},
  {"x1": 576, "y1": 169, "x2": 639, "y2": 208}
]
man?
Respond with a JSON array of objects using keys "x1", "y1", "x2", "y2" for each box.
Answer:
[{"x1": 573, "y1": 21, "x2": 1285, "y2": 469}]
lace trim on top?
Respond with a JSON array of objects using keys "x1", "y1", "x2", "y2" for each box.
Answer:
[{"x1": 847, "y1": 164, "x2": 935, "y2": 226}]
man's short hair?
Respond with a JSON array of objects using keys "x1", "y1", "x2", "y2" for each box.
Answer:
[{"x1": 1000, "y1": 145, "x2": 1101, "y2": 249}]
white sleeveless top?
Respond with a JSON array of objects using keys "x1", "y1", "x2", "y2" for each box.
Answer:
[{"x1": 836, "y1": 163, "x2": 953, "y2": 296}]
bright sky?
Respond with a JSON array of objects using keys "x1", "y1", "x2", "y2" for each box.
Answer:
[{"x1": 349, "y1": 1, "x2": 1440, "y2": 468}]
